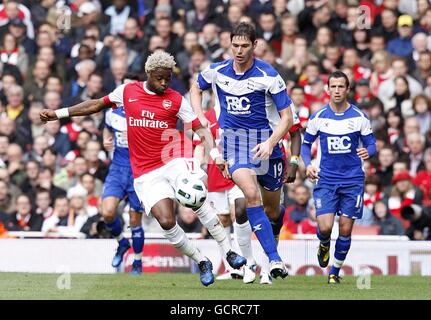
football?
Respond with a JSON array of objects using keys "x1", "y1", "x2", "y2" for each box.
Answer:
[{"x1": 175, "y1": 173, "x2": 207, "y2": 209}]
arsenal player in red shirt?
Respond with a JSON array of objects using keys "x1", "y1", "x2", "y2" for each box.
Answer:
[{"x1": 40, "y1": 51, "x2": 247, "y2": 287}]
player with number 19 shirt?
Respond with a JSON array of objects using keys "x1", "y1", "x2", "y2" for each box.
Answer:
[{"x1": 191, "y1": 22, "x2": 294, "y2": 279}]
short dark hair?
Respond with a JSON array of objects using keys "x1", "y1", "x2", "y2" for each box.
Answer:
[
  {"x1": 54, "y1": 195, "x2": 68, "y2": 204},
  {"x1": 291, "y1": 84, "x2": 304, "y2": 92},
  {"x1": 370, "y1": 32, "x2": 385, "y2": 40},
  {"x1": 156, "y1": 16, "x2": 172, "y2": 25},
  {"x1": 26, "y1": 159, "x2": 40, "y2": 169},
  {"x1": 327, "y1": 70, "x2": 350, "y2": 88},
  {"x1": 365, "y1": 175, "x2": 381, "y2": 189},
  {"x1": 380, "y1": 144, "x2": 395, "y2": 153},
  {"x1": 381, "y1": 8, "x2": 397, "y2": 17},
  {"x1": 36, "y1": 187, "x2": 51, "y2": 197},
  {"x1": 89, "y1": 71, "x2": 103, "y2": 80},
  {"x1": 306, "y1": 61, "x2": 319, "y2": 69},
  {"x1": 230, "y1": 22, "x2": 256, "y2": 43},
  {"x1": 190, "y1": 44, "x2": 206, "y2": 56},
  {"x1": 42, "y1": 146, "x2": 57, "y2": 157}
]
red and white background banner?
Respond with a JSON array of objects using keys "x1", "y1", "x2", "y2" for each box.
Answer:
[{"x1": 1, "y1": 238, "x2": 430, "y2": 276}]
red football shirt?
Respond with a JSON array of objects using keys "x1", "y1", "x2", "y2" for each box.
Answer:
[
  {"x1": 103, "y1": 81, "x2": 200, "y2": 178},
  {"x1": 205, "y1": 108, "x2": 235, "y2": 192}
]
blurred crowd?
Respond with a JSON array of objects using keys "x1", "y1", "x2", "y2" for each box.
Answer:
[{"x1": 0, "y1": 0, "x2": 430, "y2": 240}]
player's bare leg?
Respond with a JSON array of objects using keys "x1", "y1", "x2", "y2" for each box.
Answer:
[
  {"x1": 129, "y1": 210, "x2": 144, "y2": 275},
  {"x1": 151, "y1": 198, "x2": 214, "y2": 286},
  {"x1": 232, "y1": 168, "x2": 287, "y2": 279},
  {"x1": 327, "y1": 216, "x2": 354, "y2": 284},
  {"x1": 102, "y1": 196, "x2": 131, "y2": 268}
]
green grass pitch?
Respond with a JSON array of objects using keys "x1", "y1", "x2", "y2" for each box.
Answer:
[{"x1": 1, "y1": 273, "x2": 430, "y2": 300}]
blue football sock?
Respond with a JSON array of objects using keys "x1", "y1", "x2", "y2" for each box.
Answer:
[
  {"x1": 270, "y1": 205, "x2": 285, "y2": 238},
  {"x1": 330, "y1": 236, "x2": 351, "y2": 276},
  {"x1": 317, "y1": 228, "x2": 331, "y2": 246},
  {"x1": 106, "y1": 217, "x2": 122, "y2": 238},
  {"x1": 247, "y1": 206, "x2": 281, "y2": 261},
  {"x1": 131, "y1": 226, "x2": 145, "y2": 259}
]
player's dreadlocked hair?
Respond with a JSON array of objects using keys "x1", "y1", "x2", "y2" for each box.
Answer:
[{"x1": 145, "y1": 51, "x2": 176, "y2": 73}]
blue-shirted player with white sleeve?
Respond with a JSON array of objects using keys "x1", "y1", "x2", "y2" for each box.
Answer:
[
  {"x1": 190, "y1": 22, "x2": 294, "y2": 279},
  {"x1": 301, "y1": 71, "x2": 377, "y2": 284},
  {"x1": 102, "y1": 75, "x2": 145, "y2": 275}
]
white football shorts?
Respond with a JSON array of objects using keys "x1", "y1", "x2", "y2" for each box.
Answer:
[
  {"x1": 207, "y1": 184, "x2": 244, "y2": 215},
  {"x1": 133, "y1": 158, "x2": 206, "y2": 215}
]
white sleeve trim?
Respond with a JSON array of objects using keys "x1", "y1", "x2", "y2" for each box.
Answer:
[
  {"x1": 108, "y1": 84, "x2": 126, "y2": 108},
  {"x1": 306, "y1": 116, "x2": 319, "y2": 136},
  {"x1": 199, "y1": 64, "x2": 215, "y2": 86},
  {"x1": 177, "y1": 97, "x2": 198, "y2": 123},
  {"x1": 268, "y1": 74, "x2": 287, "y2": 94},
  {"x1": 361, "y1": 116, "x2": 373, "y2": 136}
]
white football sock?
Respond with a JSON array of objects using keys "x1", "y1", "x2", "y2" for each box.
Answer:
[
  {"x1": 233, "y1": 221, "x2": 256, "y2": 266},
  {"x1": 261, "y1": 256, "x2": 270, "y2": 274},
  {"x1": 220, "y1": 226, "x2": 233, "y2": 270},
  {"x1": 163, "y1": 223, "x2": 205, "y2": 263},
  {"x1": 195, "y1": 200, "x2": 232, "y2": 255}
]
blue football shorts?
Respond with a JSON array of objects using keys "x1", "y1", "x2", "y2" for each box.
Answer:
[
  {"x1": 227, "y1": 157, "x2": 285, "y2": 192},
  {"x1": 102, "y1": 163, "x2": 144, "y2": 213},
  {"x1": 313, "y1": 183, "x2": 364, "y2": 219}
]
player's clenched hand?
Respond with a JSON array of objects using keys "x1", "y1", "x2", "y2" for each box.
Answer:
[
  {"x1": 356, "y1": 148, "x2": 369, "y2": 160},
  {"x1": 103, "y1": 135, "x2": 114, "y2": 151},
  {"x1": 306, "y1": 165, "x2": 319, "y2": 181},
  {"x1": 40, "y1": 109, "x2": 57, "y2": 123},
  {"x1": 215, "y1": 157, "x2": 231, "y2": 179},
  {"x1": 252, "y1": 140, "x2": 274, "y2": 160}
]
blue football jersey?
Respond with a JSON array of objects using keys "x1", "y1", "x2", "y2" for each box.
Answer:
[
  {"x1": 197, "y1": 58, "x2": 292, "y2": 160},
  {"x1": 104, "y1": 107, "x2": 131, "y2": 167},
  {"x1": 303, "y1": 104, "x2": 376, "y2": 185}
]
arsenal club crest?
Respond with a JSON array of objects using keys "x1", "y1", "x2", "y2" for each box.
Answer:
[{"x1": 162, "y1": 99, "x2": 172, "y2": 110}]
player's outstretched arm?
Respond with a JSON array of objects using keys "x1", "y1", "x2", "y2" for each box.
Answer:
[
  {"x1": 253, "y1": 107, "x2": 293, "y2": 160},
  {"x1": 40, "y1": 98, "x2": 109, "y2": 122},
  {"x1": 189, "y1": 82, "x2": 210, "y2": 128}
]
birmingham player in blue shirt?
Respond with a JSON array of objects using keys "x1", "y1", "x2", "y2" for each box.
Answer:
[
  {"x1": 301, "y1": 71, "x2": 377, "y2": 284},
  {"x1": 102, "y1": 74, "x2": 145, "y2": 275},
  {"x1": 190, "y1": 22, "x2": 294, "y2": 279}
]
